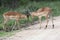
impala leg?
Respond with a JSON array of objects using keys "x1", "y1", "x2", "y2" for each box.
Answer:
[
  {"x1": 49, "y1": 13, "x2": 54, "y2": 29},
  {"x1": 30, "y1": 16, "x2": 34, "y2": 25},
  {"x1": 39, "y1": 17, "x2": 41, "y2": 29},
  {"x1": 3, "y1": 19, "x2": 8, "y2": 31},
  {"x1": 51, "y1": 14, "x2": 54, "y2": 28},
  {"x1": 16, "y1": 20, "x2": 20, "y2": 30},
  {"x1": 12, "y1": 21, "x2": 16, "y2": 31},
  {"x1": 45, "y1": 15, "x2": 49, "y2": 29}
]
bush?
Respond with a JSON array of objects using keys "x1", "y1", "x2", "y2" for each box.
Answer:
[{"x1": 19, "y1": 19, "x2": 27, "y2": 24}]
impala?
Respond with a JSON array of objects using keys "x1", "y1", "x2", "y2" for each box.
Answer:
[
  {"x1": 3, "y1": 11, "x2": 27, "y2": 31},
  {"x1": 30, "y1": 7, "x2": 54, "y2": 29}
]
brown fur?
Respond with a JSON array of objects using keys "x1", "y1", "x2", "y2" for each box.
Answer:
[
  {"x1": 30, "y1": 7, "x2": 54, "y2": 29},
  {"x1": 3, "y1": 11, "x2": 27, "y2": 31}
]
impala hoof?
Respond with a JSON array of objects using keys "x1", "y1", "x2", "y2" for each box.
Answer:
[
  {"x1": 52, "y1": 24, "x2": 54, "y2": 29},
  {"x1": 45, "y1": 25, "x2": 47, "y2": 29},
  {"x1": 40, "y1": 27, "x2": 41, "y2": 29}
]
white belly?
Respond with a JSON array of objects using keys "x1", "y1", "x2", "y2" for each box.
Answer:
[{"x1": 5, "y1": 16, "x2": 18, "y2": 20}]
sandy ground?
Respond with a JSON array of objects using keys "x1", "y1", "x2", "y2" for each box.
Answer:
[{"x1": 0, "y1": 16, "x2": 60, "y2": 40}]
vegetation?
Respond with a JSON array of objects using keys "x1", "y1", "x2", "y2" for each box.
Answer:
[{"x1": 0, "y1": 30, "x2": 20, "y2": 37}]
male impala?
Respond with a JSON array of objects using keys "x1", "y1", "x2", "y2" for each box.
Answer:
[
  {"x1": 3, "y1": 11, "x2": 27, "y2": 31},
  {"x1": 30, "y1": 7, "x2": 54, "y2": 29}
]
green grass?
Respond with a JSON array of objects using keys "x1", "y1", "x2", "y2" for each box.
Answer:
[
  {"x1": 0, "y1": 31, "x2": 12, "y2": 37},
  {"x1": 0, "y1": 30, "x2": 20, "y2": 37}
]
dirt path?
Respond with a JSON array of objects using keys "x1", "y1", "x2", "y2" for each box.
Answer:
[{"x1": 1, "y1": 16, "x2": 60, "y2": 40}]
